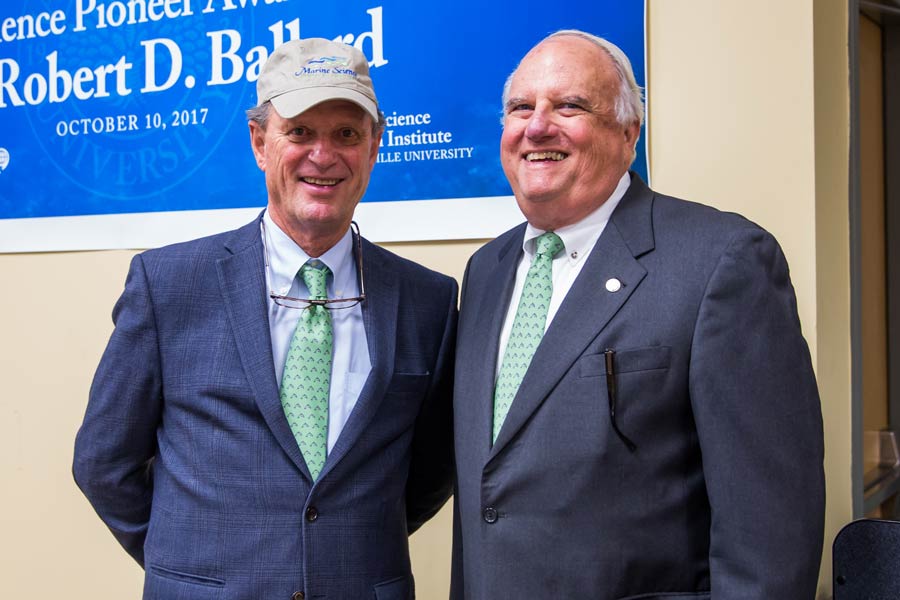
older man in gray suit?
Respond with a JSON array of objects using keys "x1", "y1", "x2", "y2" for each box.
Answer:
[{"x1": 451, "y1": 30, "x2": 825, "y2": 599}]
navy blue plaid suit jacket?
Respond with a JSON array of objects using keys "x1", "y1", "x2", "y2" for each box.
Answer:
[{"x1": 74, "y1": 214, "x2": 457, "y2": 599}]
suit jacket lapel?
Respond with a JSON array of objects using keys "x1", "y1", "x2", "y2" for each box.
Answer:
[
  {"x1": 490, "y1": 176, "x2": 656, "y2": 455},
  {"x1": 467, "y1": 228, "x2": 524, "y2": 457},
  {"x1": 217, "y1": 215, "x2": 312, "y2": 477},
  {"x1": 321, "y1": 238, "x2": 399, "y2": 476}
]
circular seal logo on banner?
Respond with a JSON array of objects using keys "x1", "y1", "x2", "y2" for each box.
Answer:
[{"x1": 14, "y1": 0, "x2": 260, "y2": 215}]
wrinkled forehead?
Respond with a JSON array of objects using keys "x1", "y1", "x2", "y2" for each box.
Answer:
[{"x1": 507, "y1": 37, "x2": 617, "y2": 102}]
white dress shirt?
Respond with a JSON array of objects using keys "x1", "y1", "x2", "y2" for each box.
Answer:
[
  {"x1": 496, "y1": 173, "x2": 631, "y2": 377},
  {"x1": 262, "y1": 211, "x2": 371, "y2": 452}
]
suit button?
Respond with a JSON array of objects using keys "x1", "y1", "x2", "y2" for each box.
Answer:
[
  {"x1": 292, "y1": 592, "x2": 305, "y2": 600},
  {"x1": 305, "y1": 506, "x2": 318, "y2": 522},
  {"x1": 483, "y1": 507, "x2": 498, "y2": 523}
]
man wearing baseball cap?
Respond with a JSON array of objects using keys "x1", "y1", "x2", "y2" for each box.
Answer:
[{"x1": 75, "y1": 38, "x2": 456, "y2": 599}]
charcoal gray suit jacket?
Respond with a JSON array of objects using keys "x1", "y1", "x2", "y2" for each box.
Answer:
[{"x1": 451, "y1": 174, "x2": 824, "y2": 600}]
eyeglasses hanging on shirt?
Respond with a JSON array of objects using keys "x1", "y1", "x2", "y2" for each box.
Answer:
[{"x1": 262, "y1": 220, "x2": 367, "y2": 310}]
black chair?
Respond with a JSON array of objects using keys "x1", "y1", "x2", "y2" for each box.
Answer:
[{"x1": 833, "y1": 518, "x2": 900, "y2": 599}]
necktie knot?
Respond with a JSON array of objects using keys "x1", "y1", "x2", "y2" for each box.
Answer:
[
  {"x1": 300, "y1": 261, "x2": 330, "y2": 300},
  {"x1": 535, "y1": 231, "x2": 564, "y2": 260}
]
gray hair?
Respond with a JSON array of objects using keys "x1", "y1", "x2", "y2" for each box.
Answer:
[
  {"x1": 246, "y1": 102, "x2": 271, "y2": 127},
  {"x1": 245, "y1": 101, "x2": 387, "y2": 134},
  {"x1": 501, "y1": 29, "x2": 645, "y2": 127}
]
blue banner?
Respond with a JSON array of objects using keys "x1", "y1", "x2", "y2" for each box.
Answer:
[{"x1": 0, "y1": 0, "x2": 645, "y2": 244}]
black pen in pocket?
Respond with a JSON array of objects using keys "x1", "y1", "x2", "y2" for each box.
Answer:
[{"x1": 604, "y1": 349, "x2": 636, "y2": 452}]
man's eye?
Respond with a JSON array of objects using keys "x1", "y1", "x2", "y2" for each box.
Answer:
[
  {"x1": 510, "y1": 104, "x2": 532, "y2": 112},
  {"x1": 289, "y1": 127, "x2": 309, "y2": 137},
  {"x1": 338, "y1": 128, "x2": 361, "y2": 142}
]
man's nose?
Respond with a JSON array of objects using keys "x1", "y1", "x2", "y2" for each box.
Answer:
[
  {"x1": 308, "y1": 139, "x2": 338, "y2": 168},
  {"x1": 524, "y1": 106, "x2": 557, "y2": 141}
]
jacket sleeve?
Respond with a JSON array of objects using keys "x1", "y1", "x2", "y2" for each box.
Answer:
[
  {"x1": 405, "y1": 276, "x2": 459, "y2": 533},
  {"x1": 689, "y1": 227, "x2": 825, "y2": 598},
  {"x1": 73, "y1": 253, "x2": 163, "y2": 567}
]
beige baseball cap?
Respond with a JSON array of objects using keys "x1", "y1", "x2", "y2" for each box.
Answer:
[{"x1": 256, "y1": 38, "x2": 379, "y2": 121}]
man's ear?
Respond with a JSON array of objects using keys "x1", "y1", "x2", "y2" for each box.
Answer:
[
  {"x1": 249, "y1": 121, "x2": 267, "y2": 171},
  {"x1": 624, "y1": 120, "x2": 640, "y2": 149},
  {"x1": 368, "y1": 127, "x2": 383, "y2": 170}
]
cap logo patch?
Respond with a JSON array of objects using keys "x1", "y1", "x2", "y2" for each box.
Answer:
[{"x1": 295, "y1": 55, "x2": 358, "y2": 79}]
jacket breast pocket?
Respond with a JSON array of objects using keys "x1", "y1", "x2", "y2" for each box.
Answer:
[
  {"x1": 579, "y1": 346, "x2": 671, "y2": 378},
  {"x1": 379, "y1": 372, "x2": 432, "y2": 432}
]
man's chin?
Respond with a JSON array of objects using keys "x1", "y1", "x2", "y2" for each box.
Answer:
[{"x1": 515, "y1": 189, "x2": 564, "y2": 210}]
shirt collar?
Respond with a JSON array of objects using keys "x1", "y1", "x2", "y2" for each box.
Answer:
[
  {"x1": 262, "y1": 210, "x2": 357, "y2": 298},
  {"x1": 522, "y1": 172, "x2": 631, "y2": 264}
]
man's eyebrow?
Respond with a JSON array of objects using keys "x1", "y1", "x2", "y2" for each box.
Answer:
[
  {"x1": 504, "y1": 97, "x2": 529, "y2": 111},
  {"x1": 504, "y1": 95, "x2": 594, "y2": 112},
  {"x1": 559, "y1": 95, "x2": 591, "y2": 106}
]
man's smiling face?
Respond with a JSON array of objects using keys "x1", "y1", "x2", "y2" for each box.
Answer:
[
  {"x1": 251, "y1": 99, "x2": 379, "y2": 253},
  {"x1": 500, "y1": 35, "x2": 638, "y2": 230}
]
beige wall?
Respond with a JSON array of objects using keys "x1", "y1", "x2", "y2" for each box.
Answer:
[{"x1": 0, "y1": 1, "x2": 852, "y2": 598}]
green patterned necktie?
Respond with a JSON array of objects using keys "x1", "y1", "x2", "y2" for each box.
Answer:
[
  {"x1": 280, "y1": 260, "x2": 333, "y2": 480},
  {"x1": 493, "y1": 231, "x2": 564, "y2": 443}
]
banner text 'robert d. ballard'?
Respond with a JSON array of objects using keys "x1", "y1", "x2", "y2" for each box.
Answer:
[{"x1": 1, "y1": 0, "x2": 388, "y2": 108}]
